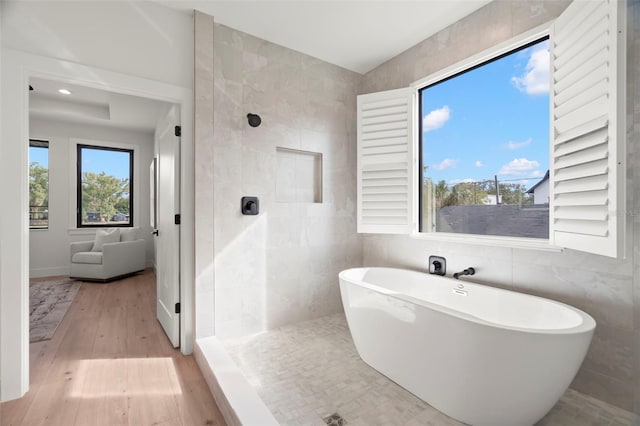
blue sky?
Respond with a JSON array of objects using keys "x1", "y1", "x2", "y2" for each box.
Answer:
[
  {"x1": 81, "y1": 148, "x2": 131, "y2": 180},
  {"x1": 30, "y1": 146, "x2": 130, "y2": 180},
  {"x1": 29, "y1": 146, "x2": 48, "y2": 168},
  {"x1": 421, "y1": 38, "x2": 549, "y2": 188}
]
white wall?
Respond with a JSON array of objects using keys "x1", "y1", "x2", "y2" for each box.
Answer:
[
  {"x1": 29, "y1": 117, "x2": 155, "y2": 277},
  {"x1": 627, "y1": 0, "x2": 640, "y2": 412},
  {"x1": 193, "y1": 11, "x2": 216, "y2": 339},
  {"x1": 1, "y1": 1, "x2": 194, "y2": 401},
  {"x1": 533, "y1": 179, "x2": 549, "y2": 205},
  {"x1": 211, "y1": 24, "x2": 363, "y2": 339}
]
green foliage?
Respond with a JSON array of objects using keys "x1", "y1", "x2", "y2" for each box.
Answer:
[
  {"x1": 429, "y1": 178, "x2": 533, "y2": 208},
  {"x1": 497, "y1": 183, "x2": 534, "y2": 205},
  {"x1": 29, "y1": 162, "x2": 49, "y2": 207},
  {"x1": 81, "y1": 172, "x2": 129, "y2": 222},
  {"x1": 434, "y1": 180, "x2": 449, "y2": 208}
]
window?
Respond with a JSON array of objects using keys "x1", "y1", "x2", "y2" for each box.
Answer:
[
  {"x1": 356, "y1": 0, "x2": 626, "y2": 258},
  {"x1": 419, "y1": 37, "x2": 550, "y2": 239},
  {"x1": 29, "y1": 139, "x2": 49, "y2": 229},
  {"x1": 77, "y1": 144, "x2": 133, "y2": 228}
]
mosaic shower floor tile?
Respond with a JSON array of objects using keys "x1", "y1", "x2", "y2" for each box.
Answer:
[{"x1": 223, "y1": 313, "x2": 638, "y2": 426}]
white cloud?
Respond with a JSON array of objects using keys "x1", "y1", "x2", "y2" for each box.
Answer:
[
  {"x1": 499, "y1": 158, "x2": 540, "y2": 175},
  {"x1": 531, "y1": 170, "x2": 544, "y2": 178},
  {"x1": 431, "y1": 158, "x2": 458, "y2": 171},
  {"x1": 505, "y1": 138, "x2": 533, "y2": 150},
  {"x1": 511, "y1": 43, "x2": 550, "y2": 95},
  {"x1": 475, "y1": 161, "x2": 484, "y2": 167},
  {"x1": 423, "y1": 106, "x2": 451, "y2": 132}
]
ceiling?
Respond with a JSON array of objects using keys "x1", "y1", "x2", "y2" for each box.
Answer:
[
  {"x1": 29, "y1": 77, "x2": 170, "y2": 133},
  {"x1": 28, "y1": 2, "x2": 492, "y2": 130},
  {"x1": 161, "y1": 0, "x2": 493, "y2": 74}
]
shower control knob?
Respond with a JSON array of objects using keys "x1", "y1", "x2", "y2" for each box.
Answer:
[{"x1": 241, "y1": 196, "x2": 259, "y2": 215}]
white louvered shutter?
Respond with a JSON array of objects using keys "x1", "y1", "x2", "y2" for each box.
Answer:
[
  {"x1": 550, "y1": 0, "x2": 626, "y2": 258},
  {"x1": 357, "y1": 88, "x2": 416, "y2": 234}
]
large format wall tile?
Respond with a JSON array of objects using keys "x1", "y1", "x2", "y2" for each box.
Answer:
[
  {"x1": 212, "y1": 23, "x2": 363, "y2": 340},
  {"x1": 194, "y1": 11, "x2": 216, "y2": 339}
]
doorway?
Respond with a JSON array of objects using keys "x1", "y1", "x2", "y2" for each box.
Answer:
[
  {"x1": 1, "y1": 50, "x2": 194, "y2": 401},
  {"x1": 28, "y1": 76, "x2": 182, "y2": 347}
]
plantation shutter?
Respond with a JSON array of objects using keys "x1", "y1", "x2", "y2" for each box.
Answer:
[
  {"x1": 550, "y1": 0, "x2": 626, "y2": 258},
  {"x1": 357, "y1": 88, "x2": 416, "y2": 234}
]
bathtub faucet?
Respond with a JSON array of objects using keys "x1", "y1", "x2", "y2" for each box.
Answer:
[{"x1": 453, "y1": 267, "x2": 475, "y2": 279}]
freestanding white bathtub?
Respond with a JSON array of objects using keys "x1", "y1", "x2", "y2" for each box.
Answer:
[{"x1": 339, "y1": 267, "x2": 595, "y2": 426}]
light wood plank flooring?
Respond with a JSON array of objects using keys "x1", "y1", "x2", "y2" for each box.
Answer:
[{"x1": 0, "y1": 270, "x2": 226, "y2": 426}]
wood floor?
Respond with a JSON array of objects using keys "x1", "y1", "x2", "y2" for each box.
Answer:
[{"x1": 0, "y1": 270, "x2": 226, "y2": 426}]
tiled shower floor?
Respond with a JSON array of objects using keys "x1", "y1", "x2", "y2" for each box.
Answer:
[{"x1": 223, "y1": 314, "x2": 638, "y2": 426}]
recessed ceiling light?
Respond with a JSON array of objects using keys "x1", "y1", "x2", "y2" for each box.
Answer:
[{"x1": 58, "y1": 89, "x2": 72, "y2": 95}]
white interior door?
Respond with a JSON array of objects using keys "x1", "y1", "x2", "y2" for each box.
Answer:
[{"x1": 154, "y1": 105, "x2": 180, "y2": 347}]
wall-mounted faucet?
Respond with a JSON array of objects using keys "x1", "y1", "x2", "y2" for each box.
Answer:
[{"x1": 453, "y1": 267, "x2": 476, "y2": 279}]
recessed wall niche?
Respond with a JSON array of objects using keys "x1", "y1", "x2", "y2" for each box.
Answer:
[{"x1": 275, "y1": 147, "x2": 323, "y2": 203}]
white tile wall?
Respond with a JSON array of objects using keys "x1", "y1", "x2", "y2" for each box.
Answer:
[
  {"x1": 212, "y1": 24, "x2": 363, "y2": 339},
  {"x1": 275, "y1": 148, "x2": 322, "y2": 203},
  {"x1": 194, "y1": 10, "x2": 216, "y2": 338}
]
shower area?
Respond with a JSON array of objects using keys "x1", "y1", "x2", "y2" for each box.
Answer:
[{"x1": 208, "y1": 23, "x2": 363, "y2": 341}]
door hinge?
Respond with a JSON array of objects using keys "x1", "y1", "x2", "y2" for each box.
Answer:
[
  {"x1": 174, "y1": 125, "x2": 181, "y2": 137},
  {"x1": 174, "y1": 214, "x2": 181, "y2": 225},
  {"x1": 175, "y1": 302, "x2": 181, "y2": 314}
]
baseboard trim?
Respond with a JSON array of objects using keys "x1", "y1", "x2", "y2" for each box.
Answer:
[
  {"x1": 31, "y1": 259, "x2": 154, "y2": 279},
  {"x1": 29, "y1": 266, "x2": 69, "y2": 278}
]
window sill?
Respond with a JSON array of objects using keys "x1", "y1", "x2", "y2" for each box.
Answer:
[
  {"x1": 410, "y1": 231, "x2": 563, "y2": 252},
  {"x1": 68, "y1": 226, "x2": 134, "y2": 236}
]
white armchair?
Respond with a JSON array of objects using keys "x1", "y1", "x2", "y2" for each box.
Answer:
[{"x1": 70, "y1": 233, "x2": 146, "y2": 282}]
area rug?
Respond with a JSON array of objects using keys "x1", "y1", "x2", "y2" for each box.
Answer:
[{"x1": 30, "y1": 277, "x2": 81, "y2": 343}]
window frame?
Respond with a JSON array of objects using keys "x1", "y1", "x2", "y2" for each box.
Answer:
[
  {"x1": 76, "y1": 143, "x2": 134, "y2": 229},
  {"x1": 409, "y1": 23, "x2": 560, "y2": 251},
  {"x1": 29, "y1": 139, "x2": 50, "y2": 231},
  {"x1": 418, "y1": 36, "x2": 550, "y2": 236},
  {"x1": 356, "y1": 1, "x2": 625, "y2": 257}
]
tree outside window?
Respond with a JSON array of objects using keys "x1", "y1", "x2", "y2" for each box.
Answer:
[
  {"x1": 77, "y1": 145, "x2": 133, "y2": 227},
  {"x1": 29, "y1": 140, "x2": 49, "y2": 229}
]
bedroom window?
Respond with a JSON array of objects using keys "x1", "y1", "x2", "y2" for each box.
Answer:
[
  {"x1": 419, "y1": 37, "x2": 550, "y2": 239},
  {"x1": 29, "y1": 139, "x2": 49, "y2": 229},
  {"x1": 77, "y1": 144, "x2": 134, "y2": 228}
]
